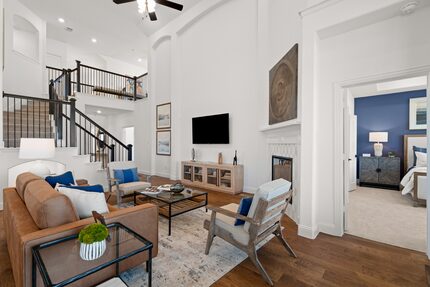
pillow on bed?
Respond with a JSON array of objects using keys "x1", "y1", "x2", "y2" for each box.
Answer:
[
  {"x1": 415, "y1": 151, "x2": 427, "y2": 168},
  {"x1": 413, "y1": 146, "x2": 427, "y2": 166}
]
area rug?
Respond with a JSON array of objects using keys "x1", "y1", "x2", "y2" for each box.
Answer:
[
  {"x1": 120, "y1": 208, "x2": 253, "y2": 287},
  {"x1": 347, "y1": 186, "x2": 426, "y2": 252}
]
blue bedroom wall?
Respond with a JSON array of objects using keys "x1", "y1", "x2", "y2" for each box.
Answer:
[{"x1": 355, "y1": 89, "x2": 426, "y2": 178}]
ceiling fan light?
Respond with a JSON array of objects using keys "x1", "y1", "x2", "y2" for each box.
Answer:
[
  {"x1": 136, "y1": 0, "x2": 146, "y2": 13},
  {"x1": 147, "y1": 0, "x2": 156, "y2": 13}
]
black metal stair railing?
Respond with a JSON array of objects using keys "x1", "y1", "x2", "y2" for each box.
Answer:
[
  {"x1": 47, "y1": 61, "x2": 148, "y2": 101},
  {"x1": 2, "y1": 93, "x2": 132, "y2": 166}
]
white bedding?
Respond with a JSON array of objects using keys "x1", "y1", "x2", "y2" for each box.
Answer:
[{"x1": 401, "y1": 166, "x2": 427, "y2": 195}]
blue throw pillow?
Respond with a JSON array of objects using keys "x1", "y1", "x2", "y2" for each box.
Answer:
[
  {"x1": 113, "y1": 168, "x2": 139, "y2": 184},
  {"x1": 234, "y1": 197, "x2": 253, "y2": 226},
  {"x1": 60, "y1": 184, "x2": 104, "y2": 193},
  {"x1": 413, "y1": 146, "x2": 427, "y2": 166},
  {"x1": 45, "y1": 171, "x2": 75, "y2": 188}
]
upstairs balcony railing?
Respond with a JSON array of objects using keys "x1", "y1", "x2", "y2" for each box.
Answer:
[{"x1": 47, "y1": 61, "x2": 148, "y2": 101}]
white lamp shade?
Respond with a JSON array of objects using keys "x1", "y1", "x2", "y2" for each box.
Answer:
[
  {"x1": 19, "y1": 138, "x2": 55, "y2": 159},
  {"x1": 369, "y1": 132, "x2": 388, "y2": 143}
]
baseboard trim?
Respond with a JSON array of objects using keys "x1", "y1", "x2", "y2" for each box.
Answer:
[
  {"x1": 298, "y1": 224, "x2": 319, "y2": 239},
  {"x1": 319, "y1": 223, "x2": 342, "y2": 237},
  {"x1": 243, "y1": 186, "x2": 258, "y2": 194},
  {"x1": 153, "y1": 172, "x2": 171, "y2": 179}
]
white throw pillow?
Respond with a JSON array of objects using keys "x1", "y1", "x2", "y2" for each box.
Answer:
[
  {"x1": 416, "y1": 151, "x2": 427, "y2": 167},
  {"x1": 57, "y1": 186, "x2": 108, "y2": 219}
]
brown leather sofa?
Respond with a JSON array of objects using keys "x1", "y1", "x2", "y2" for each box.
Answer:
[{"x1": 3, "y1": 172, "x2": 158, "y2": 287}]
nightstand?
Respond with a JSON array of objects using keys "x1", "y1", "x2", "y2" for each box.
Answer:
[{"x1": 359, "y1": 156, "x2": 401, "y2": 189}]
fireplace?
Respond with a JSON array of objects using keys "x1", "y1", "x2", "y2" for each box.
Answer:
[{"x1": 272, "y1": 156, "x2": 293, "y2": 187}]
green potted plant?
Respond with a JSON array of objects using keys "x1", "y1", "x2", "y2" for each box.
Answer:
[{"x1": 78, "y1": 223, "x2": 109, "y2": 261}]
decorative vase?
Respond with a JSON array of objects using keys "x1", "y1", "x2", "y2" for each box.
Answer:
[
  {"x1": 79, "y1": 240, "x2": 106, "y2": 261},
  {"x1": 191, "y1": 148, "x2": 196, "y2": 161},
  {"x1": 218, "y1": 152, "x2": 223, "y2": 164}
]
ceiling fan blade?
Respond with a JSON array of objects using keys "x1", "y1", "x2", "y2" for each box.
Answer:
[
  {"x1": 149, "y1": 11, "x2": 158, "y2": 21},
  {"x1": 113, "y1": 0, "x2": 136, "y2": 4},
  {"x1": 155, "y1": 0, "x2": 184, "y2": 11}
]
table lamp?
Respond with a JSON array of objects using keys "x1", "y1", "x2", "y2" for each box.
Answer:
[
  {"x1": 369, "y1": 132, "x2": 388, "y2": 157},
  {"x1": 19, "y1": 138, "x2": 55, "y2": 176}
]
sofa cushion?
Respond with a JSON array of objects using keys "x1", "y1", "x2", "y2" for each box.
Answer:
[
  {"x1": 244, "y1": 179, "x2": 291, "y2": 232},
  {"x1": 45, "y1": 171, "x2": 75, "y2": 188},
  {"x1": 57, "y1": 186, "x2": 109, "y2": 219},
  {"x1": 16, "y1": 172, "x2": 42, "y2": 201},
  {"x1": 59, "y1": 184, "x2": 104, "y2": 193},
  {"x1": 112, "y1": 181, "x2": 151, "y2": 195},
  {"x1": 214, "y1": 203, "x2": 249, "y2": 245},
  {"x1": 114, "y1": 168, "x2": 139, "y2": 184},
  {"x1": 24, "y1": 179, "x2": 80, "y2": 229}
]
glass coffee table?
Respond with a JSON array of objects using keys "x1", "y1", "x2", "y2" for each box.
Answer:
[
  {"x1": 134, "y1": 188, "x2": 208, "y2": 236},
  {"x1": 32, "y1": 222, "x2": 153, "y2": 287}
]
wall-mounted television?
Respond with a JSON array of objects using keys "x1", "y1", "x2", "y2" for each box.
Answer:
[{"x1": 192, "y1": 113, "x2": 230, "y2": 144}]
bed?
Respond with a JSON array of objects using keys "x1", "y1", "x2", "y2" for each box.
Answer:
[{"x1": 400, "y1": 134, "x2": 427, "y2": 206}]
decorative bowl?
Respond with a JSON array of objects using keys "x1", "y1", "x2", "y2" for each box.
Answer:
[{"x1": 170, "y1": 183, "x2": 185, "y2": 194}]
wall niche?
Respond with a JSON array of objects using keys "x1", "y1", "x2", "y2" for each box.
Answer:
[{"x1": 12, "y1": 14, "x2": 39, "y2": 61}]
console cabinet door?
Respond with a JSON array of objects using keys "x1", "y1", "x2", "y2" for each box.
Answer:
[
  {"x1": 360, "y1": 157, "x2": 378, "y2": 184},
  {"x1": 378, "y1": 157, "x2": 400, "y2": 185}
]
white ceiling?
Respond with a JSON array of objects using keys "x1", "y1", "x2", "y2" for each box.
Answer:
[
  {"x1": 18, "y1": 0, "x2": 202, "y2": 66},
  {"x1": 85, "y1": 105, "x2": 131, "y2": 116}
]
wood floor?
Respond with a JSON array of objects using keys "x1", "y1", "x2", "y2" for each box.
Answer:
[{"x1": 0, "y1": 176, "x2": 428, "y2": 287}]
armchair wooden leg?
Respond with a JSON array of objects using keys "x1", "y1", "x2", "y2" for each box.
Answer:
[
  {"x1": 205, "y1": 212, "x2": 217, "y2": 255},
  {"x1": 274, "y1": 225, "x2": 297, "y2": 258},
  {"x1": 248, "y1": 248, "x2": 274, "y2": 286},
  {"x1": 116, "y1": 190, "x2": 122, "y2": 208},
  {"x1": 205, "y1": 231, "x2": 215, "y2": 255}
]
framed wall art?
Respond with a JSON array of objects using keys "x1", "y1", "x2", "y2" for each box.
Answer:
[
  {"x1": 409, "y1": 97, "x2": 427, "y2": 130},
  {"x1": 156, "y1": 130, "x2": 171, "y2": 156},
  {"x1": 156, "y1": 103, "x2": 171, "y2": 129}
]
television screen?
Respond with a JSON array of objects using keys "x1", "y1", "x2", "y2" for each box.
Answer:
[{"x1": 192, "y1": 113, "x2": 229, "y2": 144}]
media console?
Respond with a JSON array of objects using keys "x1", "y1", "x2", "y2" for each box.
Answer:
[{"x1": 181, "y1": 161, "x2": 244, "y2": 194}]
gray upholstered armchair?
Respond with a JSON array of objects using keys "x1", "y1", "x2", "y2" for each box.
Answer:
[{"x1": 106, "y1": 161, "x2": 152, "y2": 207}]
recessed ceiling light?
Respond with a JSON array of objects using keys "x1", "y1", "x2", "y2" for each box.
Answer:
[
  {"x1": 58, "y1": 18, "x2": 65, "y2": 23},
  {"x1": 91, "y1": 38, "x2": 97, "y2": 43},
  {"x1": 97, "y1": 110, "x2": 102, "y2": 114},
  {"x1": 138, "y1": 58, "x2": 142, "y2": 62}
]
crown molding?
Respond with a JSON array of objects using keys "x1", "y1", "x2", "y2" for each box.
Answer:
[{"x1": 299, "y1": 0, "x2": 344, "y2": 18}]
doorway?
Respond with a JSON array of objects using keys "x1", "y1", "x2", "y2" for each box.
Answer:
[
  {"x1": 123, "y1": 126, "x2": 135, "y2": 160},
  {"x1": 341, "y1": 74, "x2": 429, "y2": 253}
]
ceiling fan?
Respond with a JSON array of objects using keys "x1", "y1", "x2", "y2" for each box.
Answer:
[{"x1": 113, "y1": 0, "x2": 184, "y2": 21}]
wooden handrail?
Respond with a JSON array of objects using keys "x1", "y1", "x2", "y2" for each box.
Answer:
[
  {"x1": 75, "y1": 109, "x2": 129, "y2": 149},
  {"x1": 80, "y1": 63, "x2": 135, "y2": 80},
  {"x1": 3, "y1": 92, "x2": 70, "y2": 105},
  {"x1": 62, "y1": 114, "x2": 113, "y2": 150}
]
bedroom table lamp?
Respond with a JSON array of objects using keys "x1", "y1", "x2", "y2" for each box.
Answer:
[
  {"x1": 19, "y1": 138, "x2": 55, "y2": 177},
  {"x1": 369, "y1": 132, "x2": 388, "y2": 157}
]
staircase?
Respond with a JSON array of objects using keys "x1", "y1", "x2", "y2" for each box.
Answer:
[
  {"x1": 2, "y1": 93, "x2": 132, "y2": 168},
  {"x1": 3, "y1": 99, "x2": 55, "y2": 148}
]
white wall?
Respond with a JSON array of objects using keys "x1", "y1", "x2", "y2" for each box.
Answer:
[
  {"x1": 150, "y1": 37, "x2": 172, "y2": 178},
  {"x1": 147, "y1": 0, "x2": 305, "y2": 192},
  {"x1": 3, "y1": 0, "x2": 46, "y2": 98},
  {"x1": 46, "y1": 38, "x2": 146, "y2": 76},
  {"x1": 299, "y1": 0, "x2": 430, "y2": 238}
]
